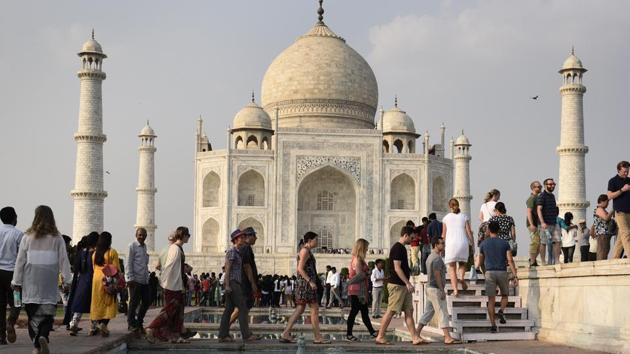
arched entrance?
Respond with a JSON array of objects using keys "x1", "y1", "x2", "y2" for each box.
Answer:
[
  {"x1": 297, "y1": 166, "x2": 357, "y2": 250},
  {"x1": 390, "y1": 220, "x2": 407, "y2": 248}
]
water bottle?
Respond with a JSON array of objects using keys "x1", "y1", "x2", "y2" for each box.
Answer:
[{"x1": 13, "y1": 290, "x2": 21, "y2": 308}]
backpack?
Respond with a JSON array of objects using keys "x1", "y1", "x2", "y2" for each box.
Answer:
[{"x1": 102, "y1": 264, "x2": 126, "y2": 295}]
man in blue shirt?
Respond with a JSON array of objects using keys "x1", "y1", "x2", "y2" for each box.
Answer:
[{"x1": 479, "y1": 221, "x2": 518, "y2": 333}]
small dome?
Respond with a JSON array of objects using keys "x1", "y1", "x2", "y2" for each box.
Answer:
[
  {"x1": 139, "y1": 122, "x2": 156, "y2": 137},
  {"x1": 79, "y1": 38, "x2": 106, "y2": 57},
  {"x1": 455, "y1": 132, "x2": 470, "y2": 146},
  {"x1": 381, "y1": 106, "x2": 416, "y2": 134},
  {"x1": 233, "y1": 101, "x2": 272, "y2": 130},
  {"x1": 560, "y1": 52, "x2": 585, "y2": 72}
]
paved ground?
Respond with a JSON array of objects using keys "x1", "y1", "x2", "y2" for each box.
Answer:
[{"x1": 0, "y1": 307, "x2": 608, "y2": 354}]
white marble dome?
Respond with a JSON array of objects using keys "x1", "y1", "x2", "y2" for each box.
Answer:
[
  {"x1": 455, "y1": 132, "x2": 471, "y2": 146},
  {"x1": 139, "y1": 123, "x2": 156, "y2": 136},
  {"x1": 233, "y1": 101, "x2": 272, "y2": 130},
  {"x1": 381, "y1": 107, "x2": 416, "y2": 134},
  {"x1": 261, "y1": 22, "x2": 378, "y2": 129},
  {"x1": 561, "y1": 54, "x2": 584, "y2": 71},
  {"x1": 79, "y1": 38, "x2": 106, "y2": 56}
]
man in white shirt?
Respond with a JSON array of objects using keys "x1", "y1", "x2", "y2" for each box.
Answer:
[
  {"x1": 0, "y1": 207, "x2": 23, "y2": 344},
  {"x1": 326, "y1": 267, "x2": 342, "y2": 308},
  {"x1": 370, "y1": 259, "x2": 385, "y2": 318}
]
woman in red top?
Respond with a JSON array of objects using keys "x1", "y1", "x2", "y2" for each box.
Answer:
[{"x1": 345, "y1": 238, "x2": 377, "y2": 341}]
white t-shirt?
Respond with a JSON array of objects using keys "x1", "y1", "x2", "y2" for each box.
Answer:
[
  {"x1": 371, "y1": 268, "x2": 384, "y2": 288},
  {"x1": 329, "y1": 273, "x2": 340, "y2": 288},
  {"x1": 561, "y1": 228, "x2": 577, "y2": 248},
  {"x1": 480, "y1": 201, "x2": 497, "y2": 222}
]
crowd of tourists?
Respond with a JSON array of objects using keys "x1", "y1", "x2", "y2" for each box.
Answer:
[{"x1": 0, "y1": 161, "x2": 628, "y2": 351}]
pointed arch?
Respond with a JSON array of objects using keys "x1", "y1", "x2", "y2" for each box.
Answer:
[
  {"x1": 262, "y1": 137, "x2": 269, "y2": 150},
  {"x1": 432, "y1": 176, "x2": 447, "y2": 212},
  {"x1": 235, "y1": 135, "x2": 244, "y2": 149},
  {"x1": 202, "y1": 171, "x2": 221, "y2": 207},
  {"x1": 383, "y1": 140, "x2": 390, "y2": 153},
  {"x1": 246, "y1": 135, "x2": 258, "y2": 149},
  {"x1": 390, "y1": 173, "x2": 415, "y2": 210},
  {"x1": 393, "y1": 139, "x2": 403, "y2": 153},
  {"x1": 407, "y1": 140, "x2": 414, "y2": 153},
  {"x1": 390, "y1": 220, "x2": 407, "y2": 248},
  {"x1": 202, "y1": 218, "x2": 219, "y2": 252},
  {"x1": 238, "y1": 170, "x2": 265, "y2": 206}
]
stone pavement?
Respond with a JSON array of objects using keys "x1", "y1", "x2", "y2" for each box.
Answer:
[{"x1": 0, "y1": 307, "x2": 610, "y2": 354}]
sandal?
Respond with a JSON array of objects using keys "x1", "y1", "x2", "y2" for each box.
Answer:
[
  {"x1": 278, "y1": 337, "x2": 296, "y2": 344},
  {"x1": 171, "y1": 337, "x2": 189, "y2": 344},
  {"x1": 369, "y1": 332, "x2": 378, "y2": 338},
  {"x1": 313, "y1": 339, "x2": 331, "y2": 344},
  {"x1": 218, "y1": 336, "x2": 234, "y2": 343},
  {"x1": 375, "y1": 338, "x2": 391, "y2": 345},
  {"x1": 460, "y1": 280, "x2": 468, "y2": 291},
  {"x1": 445, "y1": 339, "x2": 460, "y2": 345},
  {"x1": 145, "y1": 329, "x2": 158, "y2": 344},
  {"x1": 245, "y1": 335, "x2": 262, "y2": 341},
  {"x1": 344, "y1": 335, "x2": 359, "y2": 342}
]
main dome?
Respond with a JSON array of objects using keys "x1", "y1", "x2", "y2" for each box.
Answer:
[{"x1": 261, "y1": 22, "x2": 378, "y2": 129}]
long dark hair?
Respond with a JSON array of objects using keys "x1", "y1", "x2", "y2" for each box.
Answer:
[{"x1": 94, "y1": 232, "x2": 113, "y2": 266}]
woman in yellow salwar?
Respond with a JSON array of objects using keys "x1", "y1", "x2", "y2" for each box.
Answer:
[{"x1": 90, "y1": 232, "x2": 119, "y2": 337}]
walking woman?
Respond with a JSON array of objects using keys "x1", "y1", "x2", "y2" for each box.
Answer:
[
  {"x1": 12, "y1": 205, "x2": 72, "y2": 354},
  {"x1": 443, "y1": 199, "x2": 474, "y2": 297},
  {"x1": 90, "y1": 232, "x2": 119, "y2": 337},
  {"x1": 488, "y1": 202, "x2": 517, "y2": 255},
  {"x1": 68, "y1": 232, "x2": 99, "y2": 335},
  {"x1": 146, "y1": 227, "x2": 190, "y2": 343},
  {"x1": 345, "y1": 238, "x2": 377, "y2": 341},
  {"x1": 280, "y1": 231, "x2": 330, "y2": 344},
  {"x1": 593, "y1": 194, "x2": 613, "y2": 260},
  {"x1": 479, "y1": 189, "x2": 500, "y2": 223}
]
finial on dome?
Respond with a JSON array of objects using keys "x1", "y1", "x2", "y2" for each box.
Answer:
[
  {"x1": 317, "y1": 0, "x2": 324, "y2": 23},
  {"x1": 571, "y1": 46, "x2": 575, "y2": 55},
  {"x1": 146, "y1": 119, "x2": 149, "y2": 126},
  {"x1": 251, "y1": 90, "x2": 255, "y2": 103},
  {"x1": 91, "y1": 28, "x2": 95, "y2": 40},
  {"x1": 394, "y1": 95, "x2": 398, "y2": 108}
]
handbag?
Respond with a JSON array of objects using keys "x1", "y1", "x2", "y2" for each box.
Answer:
[{"x1": 102, "y1": 264, "x2": 126, "y2": 295}]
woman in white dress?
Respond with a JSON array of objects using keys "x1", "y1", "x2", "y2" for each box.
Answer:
[{"x1": 443, "y1": 199, "x2": 474, "y2": 297}]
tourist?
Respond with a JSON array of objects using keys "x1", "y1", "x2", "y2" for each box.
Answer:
[
  {"x1": 526, "y1": 181, "x2": 544, "y2": 266},
  {"x1": 280, "y1": 231, "x2": 330, "y2": 344},
  {"x1": 284, "y1": 276, "x2": 294, "y2": 308},
  {"x1": 375, "y1": 226, "x2": 422, "y2": 345},
  {"x1": 608, "y1": 161, "x2": 630, "y2": 258},
  {"x1": 410, "y1": 221, "x2": 421, "y2": 270},
  {"x1": 126, "y1": 227, "x2": 151, "y2": 334},
  {"x1": 345, "y1": 238, "x2": 377, "y2": 341},
  {"x1": 370, "y1": 259, "x2": 385, "y2": 318},
  {"x1": 588, "y1": 221, "x2": 598, "y2": 262},
  {"x1": 478, "y1": 221, "x2": 518, "y2": 333},
  {"x1": 228, "y1": 227, "x2": 260, "y2": 329},
  {"x1": 0, "y1": 206, "x2": 23, "y2": 344},
  {"x1": 443, "y1": 198, "x2": 474, "y2": 297},
  {"x1": 416, "y1": 235, "x2": 458, "y2": 344},
  {"x1": 479, "y1": 189, "x2": 500, "y2": 223},
  {"x1": 12, "y1": 205, "x2": 72, "y2": 354},
  {"x1": 560, "y1": 212, "x2": 577, "y2": 263},
  {"x1": 200, "y1": 274, "x2": 209, "y2": 306},
  {"x1": 218, "y1": 229, "x2": 258, "y2": 342},
  {"x1": 90, "y1": 232, "x2": 120, "y2": 337},
  {"x1": 593, "y1": 194, "x2": 613, "y2": 260},
  {"x1": 488, "y1": 202, "x2": 516, "y2": 255},
  {"x1": 537, "y1": 178, "x2": 561, "y2": 265},
  {"x1": 417, "y1": 218, "x2": 430, "y2": 275},
  {"x1": 322, "y1": 265, "x2": 332, "y2": 306},
  {"x1": 273, "y1": 274, "x2": 282, "y2": 307},
  {"x1": 340, "y1": 273, "x2": 349, "y2": 307},
  {"x1": 327, "y1": 267, "x2": 342, "y2": 308},
  {"x1": 577, "y1": 219, "x2": 590, "y2": 262},
  {"x1": 427, "y1": 213, "x2": 442, "y2": 240},
  {"x1": 146, "y1": 227, "x2": 190, "y2": 343},
  {"x1": 261, "y1": 274, "x2": 273, "y2": 307},
  {"x1": 67, "y1": 232, "x2": 99, "y2": 336}
]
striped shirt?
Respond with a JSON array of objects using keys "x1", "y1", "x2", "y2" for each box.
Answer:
[
  {"x1": 536, "y1": 190, "x2": 558, "y2": 225},
  {"x1": 225, "y1": 247, "x2": 242, "y2": 283}
]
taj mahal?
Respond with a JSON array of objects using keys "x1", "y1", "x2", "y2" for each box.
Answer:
[{"x1": 69, "y1": 4, "x2": 593, "y2": 276}]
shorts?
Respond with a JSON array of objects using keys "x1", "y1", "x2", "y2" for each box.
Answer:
[
  {"x1": 542, "y1": 224, "x2": 561, "y2": 243},
  {"x1": 529, "y1": 228, "x2": 540, "y2": 254},
  {"x1": 485, "y1": 271, "x2": 509, "y2": 297},
  {"x1": 386, "y1": 283, "x2": 413, "y2": 315}
]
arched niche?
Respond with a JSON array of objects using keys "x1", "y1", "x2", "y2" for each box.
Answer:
[
  {"x1": 202, "y1": 172, "x2": 220, "y2": 207},
  {"x1": 390, "y1": 173, "x2": 415, "y2": 210},
  {"x1": 238, "y1": 217, "x2": 264, "y2": 254},
  {"x1": 238, "y1": 170, "x2": 265, "y2": 206},
  {"x1": 432, "y1": 176, "x2": 447, "y2": 212},
  {"x1": 202, "y1": 218, "x2": 219, "y2": 252},
  {"x1": 390, "y1": 220, "x2": 407, "y2": 248}
]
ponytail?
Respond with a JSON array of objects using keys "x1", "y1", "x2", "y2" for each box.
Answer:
[
  {"x1": 484, "y1": 189, "x2": 500, "y2": 203},
  {"x1": 448, "y1": 198, "x2": 461, "y2": 214}
]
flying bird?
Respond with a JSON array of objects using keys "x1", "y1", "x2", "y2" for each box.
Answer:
[
  {"x1": 531, "y1": 95, "x2": 539, "y2": 100},
  {"x1": 105, "y1": 171, "x2": 111, "y2": 175}
]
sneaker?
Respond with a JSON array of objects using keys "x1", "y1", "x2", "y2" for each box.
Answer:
[
  {"x1": 38, "y1": 337, "x2": 50, "y2": 354},
  {"x1": 497, "y1": 310, "x2": 507, "y2": 324},
  {"x1": 7, "y1": 322, "x2": 16, "y2": 343},
  {"x1": 69, "y1": 325, "x2": 81, "y2": 336},
  {"x1": 490, "y1": 325, "x2": 497, "y2": 333},
  {"x1": 99, "y1": 324, "x2": 110, "y2": 337}
]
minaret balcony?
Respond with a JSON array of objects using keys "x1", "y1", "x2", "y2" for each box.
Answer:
[
  {"x1": 70, "y1": 190, "x2": 108, "y2": 199},
  {"x1": 74, "y1": 134, "x2": 107, "y2": 143},
  {"x1": 77, "y1": 70, "x2": 106, "y2": 79},
  {"x1": 556, "y1": 145, "x2": 589, "y2": 154},
  {"x1": 559, "y1": 85, "x2": 586, "y2": 94}
]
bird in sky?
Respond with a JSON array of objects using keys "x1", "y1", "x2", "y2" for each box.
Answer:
[
  {"x1": 531, "y1": 95, "x2": 539, "y2": 100},
  {"x1": 105, "y1": 171, "x2": 111, "y2": 175}
]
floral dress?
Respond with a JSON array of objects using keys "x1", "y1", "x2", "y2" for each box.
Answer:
[
  {"x1": 593, "y1": 208, "x2": 609, "y2": 237},
  {"x1": 294, "y1": 248, "x2": 318, "y2": 305}
]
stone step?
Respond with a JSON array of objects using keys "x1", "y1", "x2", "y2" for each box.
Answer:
[
  {"x1": 447, "y1": 295, "x2": 522, "y2": 310},
  {"x1": 451, "y1": 307, "x2": 528, "y2": 321},
  {"x1": 452, "y1": 319, "x2": 535, "y2": 331},
  {"x1": 454, "y1": 330, "x2": 537, "y2": 342}
]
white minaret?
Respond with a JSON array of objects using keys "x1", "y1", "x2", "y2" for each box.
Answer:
[
  {"x1": 557, "y1": 49, "x2": 589, "y2": 222},
  {"x1": 135, "y1": 122, "x2": 157, "y2": 252},
  {"x1": 71, "y1": 31, "x2": 107, "y2": 244},
  {"x1": 453, "y1": 131, "x2": 472, "y2": 218}
]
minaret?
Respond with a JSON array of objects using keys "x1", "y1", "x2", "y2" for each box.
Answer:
[
  {"x1": 453, "y1": 131, "x2": 473, "y2": 218},
  {"x1": 557, "y1": 48, "x2": 589, "y2": 222},
  {"x1": 71, "y1": 31, "x2": 108, "y2": 243},
  {"x1": 135, "y1": 122, "x2": 157, "y2": 251}
]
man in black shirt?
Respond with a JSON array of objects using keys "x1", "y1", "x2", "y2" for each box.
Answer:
[
  {"x1": 537, "y1": 178, "x2": 560, "y2": 264},
  {"x1": 608, "y1": 161, "x2": 630, "y2": 258},
  {"x1": 375, "y1": 226, "x2": 422, "y2": 345},
  {"x1": 229, "y1": 227, "x2": 260, "y2": 337}
]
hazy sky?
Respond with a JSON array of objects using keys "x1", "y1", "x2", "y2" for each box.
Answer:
[{"x1": 1, "y1": 0, "x2": 628, "y2": 253}]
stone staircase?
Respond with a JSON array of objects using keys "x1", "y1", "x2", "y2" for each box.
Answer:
[{"x1": 445, "y1": 273, "x2": 536, "y2": 342}]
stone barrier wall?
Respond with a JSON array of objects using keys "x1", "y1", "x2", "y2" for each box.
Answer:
[{"x1": 518, "y1": 259, "x2": 630, "y2": 354}]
